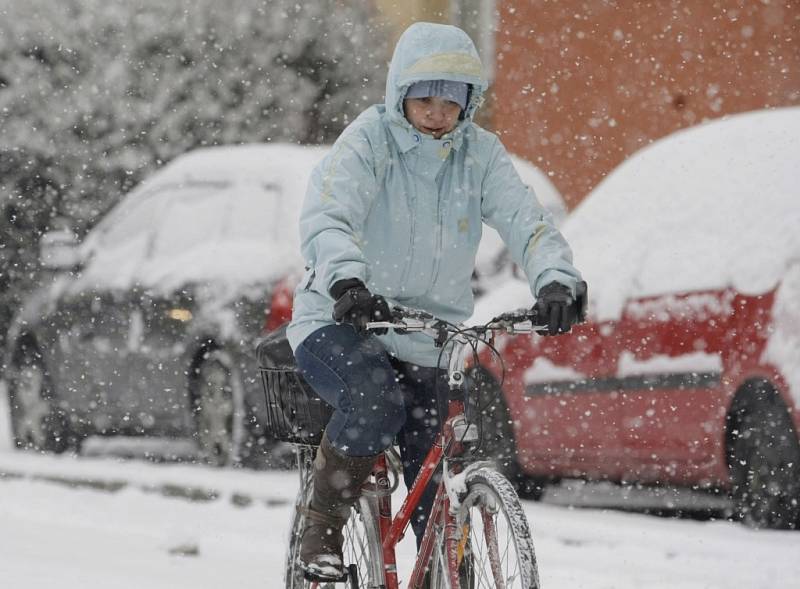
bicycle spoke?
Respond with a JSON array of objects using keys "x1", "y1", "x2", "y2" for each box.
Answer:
[
  {"x1": 285, "y1": 447, "x2": 382, "y2": 589},
  {"x1": 343, "y1": 511, "x2": 371, "y2": 586}
]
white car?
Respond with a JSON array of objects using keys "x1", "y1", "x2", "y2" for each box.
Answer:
[{"x1": 4, "y1": 144, "x2": 325, "y2": 466}]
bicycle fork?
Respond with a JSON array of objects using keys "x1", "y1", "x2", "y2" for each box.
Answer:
[{"x1": 376, "y1": 403, "x2": 479, "y2": 587}]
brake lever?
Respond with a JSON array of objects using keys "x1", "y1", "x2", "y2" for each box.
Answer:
[
  {"x1": 365, "y1": 315, "x2": 430, "y2": 334},
  {"x1": 433, "y1": 321, "x2": 450, "y2": 347},
  {"x1": 486, "y1": 308, "x2": 547, "y2": 335}
]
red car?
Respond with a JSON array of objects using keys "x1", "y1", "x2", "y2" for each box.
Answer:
[
  {"x1": 266, "y1": 109, "x2": 799, "y2": 529},
  {"x1": 472, "y1": 107, "x2": 800, "y2": 529}
]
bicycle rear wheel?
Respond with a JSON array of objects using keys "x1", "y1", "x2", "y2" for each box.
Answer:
[
  {"x1": 285, "y1": 446, "x2": 384, "y2": 589},
  {"x1": 430, "y1": 467, "x2": 540, "y2": 589}
]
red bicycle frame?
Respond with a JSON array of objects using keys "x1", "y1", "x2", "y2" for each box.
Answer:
[{"x1": 373, "y1": 393, "x2": 480, "y2": 589}]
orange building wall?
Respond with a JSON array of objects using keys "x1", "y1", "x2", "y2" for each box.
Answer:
[{"x1": 492, "y1": 1, "x2": 800, "y2": 208}]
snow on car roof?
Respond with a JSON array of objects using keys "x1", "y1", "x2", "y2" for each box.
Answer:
[
  {"x1": 568, "y1": 106, "x2": 800, "y2": 320},
  {"x1": 473, "y1": 107, "x2": 800, "y2": 323},
  {"x1": 140, "y1": 143, "x2": 330, "y2": 187}
]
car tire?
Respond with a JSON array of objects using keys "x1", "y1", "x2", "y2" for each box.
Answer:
[
  {"x1": 468, "y1": 366, "x2": 547, "y2": 501},
  {"x1": 190, "y1": 349, "x2": 246, "y2": 468},
  {"x1": 7, "y1": 344, "x2": 73, "y2": 453},
  {"x1": 730, "y1": 385, "x2": 800, "y2": 530}
]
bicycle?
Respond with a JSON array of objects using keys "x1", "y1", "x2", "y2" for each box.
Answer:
[{"x1": 259, "y1": 283, "x2": 587, "y2": 589}]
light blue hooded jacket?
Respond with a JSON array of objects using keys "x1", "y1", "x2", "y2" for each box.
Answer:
[{"x1": 287, "y1": 22, "x2": 581, "y2": 367}]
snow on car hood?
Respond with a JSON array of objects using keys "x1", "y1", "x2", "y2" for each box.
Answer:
[{"x1": 473, "y1": 107, "x2": 800, "y2": 323}]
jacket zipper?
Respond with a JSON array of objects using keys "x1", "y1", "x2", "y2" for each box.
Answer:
[
  {"x1": 397, "y1": 183, "x2": 416, "y2": 293},
  {"x1": 428, "y1": 180, "x2": 445, "y2": 293}
]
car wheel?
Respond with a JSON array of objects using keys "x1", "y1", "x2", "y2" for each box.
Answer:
[
  {"x1": 730, "y1": 388, "x2": 800, "y2": 530},
  {"x1": 191, "y1": 349, "x2": 245, "y2": 467},
  {"x1": 468, "y1": 366, "x2": 547, "y2": 501},
  {"x1": 7, "y1": 344, "x2": 72, "y2": 453}
]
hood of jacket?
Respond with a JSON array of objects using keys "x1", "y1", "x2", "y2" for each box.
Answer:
[{"x1": 384, "y1": 22, "x2": 488, "y2": 131}]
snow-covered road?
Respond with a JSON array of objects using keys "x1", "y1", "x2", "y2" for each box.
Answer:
[{"x1": 0, "y1": 449, "x2": 798, "y2": 589}]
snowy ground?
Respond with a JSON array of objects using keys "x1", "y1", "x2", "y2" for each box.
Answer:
[{"x1": 1, "y1": 439, "x2": 798, "y2": 589}]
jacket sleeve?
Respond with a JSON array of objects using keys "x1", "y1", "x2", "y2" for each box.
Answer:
[
  {"x1": 298, "y1": 129, "x2": 378, "y2": 298},
  {"x1": 480, "y1": 135, "x2": 582, "y2": 297}
]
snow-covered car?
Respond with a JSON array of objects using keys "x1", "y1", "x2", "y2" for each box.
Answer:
[
  {"x1": 472, "y1": 107, "x2": 800, "y2": 529},
  {"x1": 3, "y1": 144, "x2": 326, "y2": 467}
]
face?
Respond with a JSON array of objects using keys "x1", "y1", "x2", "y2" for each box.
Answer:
[{"x1": 403, "y1": 96, "x2": 462, "y2": 139}]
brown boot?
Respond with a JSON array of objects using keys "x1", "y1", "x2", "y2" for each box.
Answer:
[{"x1": 299, "y1": 433, "x2": 377, "y2": 580}]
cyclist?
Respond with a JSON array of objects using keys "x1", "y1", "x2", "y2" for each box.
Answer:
[{"x1": 286, "y1": 21, "x2": 584, "y2": 581}]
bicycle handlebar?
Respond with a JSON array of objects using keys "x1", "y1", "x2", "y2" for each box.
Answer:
[
  {"x1": 366, "y1": 280, "x2": 587, "y2": 344},
  {"x1": 365, "y1": 307, "x2": 543, "y2": 345}
]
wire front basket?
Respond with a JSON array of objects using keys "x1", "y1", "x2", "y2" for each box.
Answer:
[
  {"x1": 259, "y1": 366, "x2": 332, "y2": 445},
  {"x1": 256, "y1": 325, "x2": 332, "y2": 446}
]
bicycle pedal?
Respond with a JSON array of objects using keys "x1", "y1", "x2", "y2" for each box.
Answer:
[{"x1": 302, "y1": 569, "x2": 348, "y2": 584}]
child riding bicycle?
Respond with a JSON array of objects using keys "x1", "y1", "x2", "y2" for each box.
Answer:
[{"x1": 285, "y1": 21, "x2": 585, "y2": 581}]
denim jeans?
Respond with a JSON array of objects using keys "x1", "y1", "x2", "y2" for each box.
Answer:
[{"x1": 295, "y1": 323, "x2": 447, "y2": 542}]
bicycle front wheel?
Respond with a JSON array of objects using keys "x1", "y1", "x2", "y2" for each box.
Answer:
[
  {"x1": 285, "y1": 445, "x2": 384, "y2": 589},
  {"x1": 431, "y1": 467, "x2": 540, "y2": 589}
]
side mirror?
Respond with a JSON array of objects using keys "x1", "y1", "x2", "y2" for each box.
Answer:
[{"x1": 40, "y1": 229, "x2": 81, "y2": 271}]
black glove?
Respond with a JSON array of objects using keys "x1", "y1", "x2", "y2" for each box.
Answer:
[
  {"x1": 330, "y1": 278, "x2": 391, "y2": 335},
  {"x1": 534, "y1": 282, "x2": 576, "y2": 336}
]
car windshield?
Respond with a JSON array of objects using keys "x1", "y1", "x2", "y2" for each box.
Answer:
[
  {"x1": 90, "y1": 181, "x2": 225, "y2": 247},
  {"x1": 80, "y1": 181, "x2": 239, "y2": 289},
  {"x1": 150, "y1": 182, "x2": 236, "y2": 259}
]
